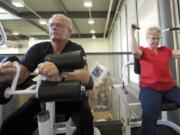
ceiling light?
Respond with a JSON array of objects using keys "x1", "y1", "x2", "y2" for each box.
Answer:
[
  {"x1": 84, "y1": 0, "x2": 92, "y2": 7},
  {"x1": 39, "y1": 19, "x2": 47, "y2": 25},
  {"x1": 88, "y1": 18, "x2": 94, "y2": 24},
  {"x1": 11, "y1": 0, "x2": 24, "y2": 7},
  {"x1": 0, "y1": 7, "x2": 7, "y2": 13},
  {"x1": 12, "y1": 31, "x2": 20, "y2": 35},
  {"x1": 90, "y1": 29, "x2": 95, "y2": 34},
  {"x1": 92, "y1": 35, "x2": 96, "y2": 39}
]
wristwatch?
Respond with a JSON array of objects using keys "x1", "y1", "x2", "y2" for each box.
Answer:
[{"x1": 61, "y1": 74, "x2": 67, "y2": 81}]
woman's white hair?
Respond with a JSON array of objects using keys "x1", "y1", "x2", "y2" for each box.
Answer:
[{"x1": 146, "y1": 26, "x2": 161, "y2": 39}]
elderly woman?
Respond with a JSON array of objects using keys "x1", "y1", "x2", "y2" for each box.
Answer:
[{"x1": 130, "y1": 25, "x2": 180, "y2": 135}]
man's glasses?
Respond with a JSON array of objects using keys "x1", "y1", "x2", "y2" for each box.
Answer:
[{"x1": 48, "y1": 23, "x2": 67, "y2": 29}]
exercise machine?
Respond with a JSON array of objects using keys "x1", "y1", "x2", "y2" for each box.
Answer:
[
  {"x1": 0, "y1": 50, "x2": 101, "y2": 135},
  {"x1": 0, "y1": 22, "x2": 7, "y2": 46},
  {"x1": 0, "y1": 22, "x2": 101, "y2": 135},
  {"x1": 120, "y1": 61, "x2": 180, "y2": 135},
  {"x1": 118, "y1": 25, "x2": 180, "y2": 135}
]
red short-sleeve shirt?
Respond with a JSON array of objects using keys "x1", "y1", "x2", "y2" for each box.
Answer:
[{"x1": 139, "y1": 46, "x2": 176, "y2": 91}]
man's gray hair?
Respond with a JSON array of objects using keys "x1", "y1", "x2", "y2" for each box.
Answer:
[{"x1": 48, "y1": 14, "x2": 73, "y2": 31}]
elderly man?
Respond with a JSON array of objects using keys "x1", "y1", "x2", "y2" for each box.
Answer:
[{"x1": 0, "y1": 14, "x2": 94, "y2": 135}]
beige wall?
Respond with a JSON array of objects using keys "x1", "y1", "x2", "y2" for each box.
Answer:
[
  {"x1": 0, "y1": 40, "x2": 28, "y2": 54},
  {"x1": 71, "y1": 38, "x2": 110, "y2": 53},
  {"x1": 0, "y1": 38, "x2": 110, "y2": 54},
  {"x1": 30, "y1": 38, "x2": 111, "y2": 53}
]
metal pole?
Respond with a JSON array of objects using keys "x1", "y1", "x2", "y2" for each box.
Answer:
[{"x1": 158, "y1": 0, "x2": 179, "y2": 125}]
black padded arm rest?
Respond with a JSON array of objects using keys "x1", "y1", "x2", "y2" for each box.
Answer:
[
  {"x1": 160, "y1": 98, "x2": 178, "y2": 111},
  {"x1": 45, "y1": 50, "x2": 85, "y2": 72},
  {"x1": 38, "y1": 81, "x2": 83, "y2": 102}
]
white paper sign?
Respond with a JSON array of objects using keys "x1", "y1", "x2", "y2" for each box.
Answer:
[{"x1": 90, "y1": 62, "x2": 108, "y2": 86}]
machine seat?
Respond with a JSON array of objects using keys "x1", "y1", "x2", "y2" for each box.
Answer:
[
  {"x1": 160, "y1": 98, "x2": 178, "y2": 111},
  {"x1": 55, "y1": 114, "x2": 70, "y2": 123}
]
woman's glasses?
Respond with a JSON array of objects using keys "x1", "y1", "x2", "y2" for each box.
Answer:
[{"x1": 148, "y1": 36, "x2": 161, "y2": 41}]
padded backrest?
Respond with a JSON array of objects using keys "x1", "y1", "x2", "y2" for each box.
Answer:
[{"x1": 134, "y1": 58, "x2": 141, "y2": 74}]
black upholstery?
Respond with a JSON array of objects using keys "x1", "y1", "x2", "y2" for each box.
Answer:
[
  {"x1": 160, "y1": 98, "x2": 178, "y2": 111},
  {"x1": 134, "y1": 58, "x2": 141, "y2": 74},
  {"x1": 55, "y1": 114, "x2": 70, "y2": 123}
]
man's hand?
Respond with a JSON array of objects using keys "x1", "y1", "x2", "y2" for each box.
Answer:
[
  {"x1": 0, "y1": 61, "x2": 16, "y2": 82},
  {"x1": 38, "y1": 61, "x2": 61, "y2": 81}
]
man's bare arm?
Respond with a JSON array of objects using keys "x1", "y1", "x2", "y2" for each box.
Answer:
[
  {"x1": 64, "y1": 65, "x2": 90, "y2": 85},
  {"x1": 0, "y1": 62, "x2": 30, "y2": 85}
]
